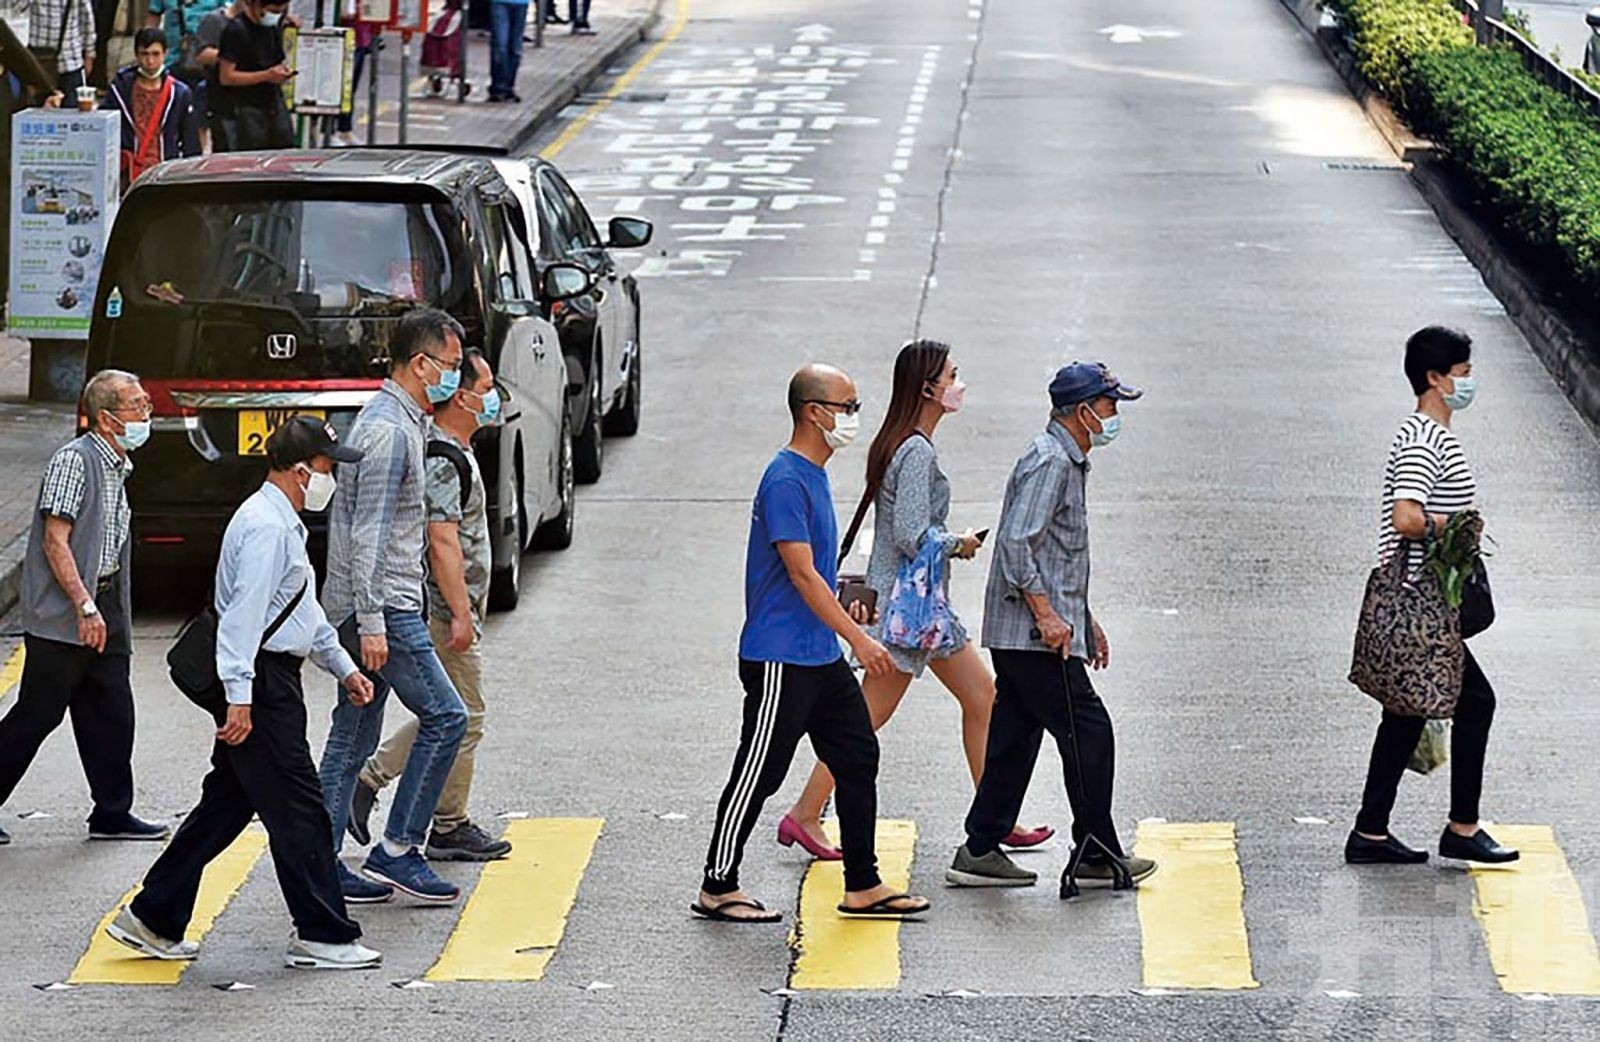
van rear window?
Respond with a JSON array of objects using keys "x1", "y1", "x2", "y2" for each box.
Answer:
[{"x1": 111, "y1": 196, "x2": 460, "y2": 316}]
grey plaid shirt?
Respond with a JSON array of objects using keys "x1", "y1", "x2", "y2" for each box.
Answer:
[
  {"x1": 981, "y1": 420, "x2": 1096, "y2": 659},
  {"x1": 321, "y1": 379, "x2": 429, "y2": 636},
  {"x1": 37, "y1": 433, "x2": 130, "y2": 579},
  {"x1": 27, "y1": 0, "x2": 97, "y2": 75}
]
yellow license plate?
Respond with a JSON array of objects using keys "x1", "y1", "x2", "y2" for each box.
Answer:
[{"x1": 238, "y1": 409, "x2": 326, "y2": 456}]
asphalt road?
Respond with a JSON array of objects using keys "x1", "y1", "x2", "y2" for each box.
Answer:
[{"x1": 3, "y1": 0, "x2": 1600, "y2": 1038}]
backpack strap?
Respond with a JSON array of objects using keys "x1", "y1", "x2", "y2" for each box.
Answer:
[{"x1": 426, "y1": 439, "x2": 473, "y2": 513}]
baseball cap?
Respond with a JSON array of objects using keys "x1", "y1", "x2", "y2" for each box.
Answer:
[
  {"x1": 265, "y1": 416, "x2": 364, "y2": 469},
  {"x1": 1048, "y1": 361, "x2": 1145, "y2": 409}
]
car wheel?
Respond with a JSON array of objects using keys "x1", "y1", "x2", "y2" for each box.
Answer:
[
  {"x1": 573, "y1": 357, "x2": 604, "y2": 484},
  {"x1": 487, "y1": 457, "x2": 527, "y2": 612},
  {"x1": 603, "y1": 339, "x2": 641, "y2": 437},
  {"x1": 534, "y1": 406, "x2": 576, "y2": 550}
]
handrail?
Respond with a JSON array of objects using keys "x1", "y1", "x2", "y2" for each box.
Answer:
[{"x1": 1447, "y1": 0, "x2": 1600, "y2": 119}]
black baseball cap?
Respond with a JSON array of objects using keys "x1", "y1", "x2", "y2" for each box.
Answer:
[{"x1": 265, "y1": 416, "x2": 364, "y2": 469}]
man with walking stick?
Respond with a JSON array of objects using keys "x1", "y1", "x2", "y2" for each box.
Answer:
[{"x1": 945, "y1": 362, "x2": 1158, "y2": 896}]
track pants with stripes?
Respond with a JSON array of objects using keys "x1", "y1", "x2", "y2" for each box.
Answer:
[{"x1": 702, "y1": 657, "x2": 882, "y2": 895}]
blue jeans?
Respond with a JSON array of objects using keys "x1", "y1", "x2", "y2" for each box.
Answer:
[
  {"x1": 319, "y1": 610, "x2": 467, "y2": 850},
  {"x1": 489, "y1": 2, "x2": 528, "y2": 98}
]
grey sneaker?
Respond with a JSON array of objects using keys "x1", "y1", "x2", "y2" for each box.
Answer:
[
  {"x1": 426, "y1": 821, "x2": 512, "y2": 862},
  {"x1": 1068, "y1": 854, "x2": 1159, "y2": 891},
  {"x1": 945, "y1": 844, "x2": 1039, "y2": 888},
  {"x1": 285, "y1": 934, "x2": 382, "y2": 970},
  {"x1": 106, "y1": 908, "x2": 199, "y2": 960}
]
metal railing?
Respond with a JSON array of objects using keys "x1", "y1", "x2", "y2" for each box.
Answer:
[{"x1": 1448, "y1": 0, "x2": 1600, "y2": 119}]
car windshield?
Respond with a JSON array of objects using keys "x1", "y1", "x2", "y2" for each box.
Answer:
[{"x1": 111, "y1": 194, "x2": 461, "y2": 317}]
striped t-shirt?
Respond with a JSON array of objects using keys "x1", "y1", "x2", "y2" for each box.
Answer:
[{"x1": 1379, "y1": 413, "x2": 1476, "y2": 574}]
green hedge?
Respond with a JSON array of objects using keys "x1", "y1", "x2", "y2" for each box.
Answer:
[{"x1": 1322, "y1": 0, "x2": 1472, "y2": 105}]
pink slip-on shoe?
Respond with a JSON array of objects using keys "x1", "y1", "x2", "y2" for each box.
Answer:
[
  {"x1": 777, "y1": 814, "x2": 843, "y2": 861},
  {"x1": 1002, "y1": 825, "x2": 1057, "y2": 849}
]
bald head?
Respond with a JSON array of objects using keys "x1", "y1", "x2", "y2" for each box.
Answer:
[{"x1": 787, "y1": 363, "x2": 853, "y2": 422}]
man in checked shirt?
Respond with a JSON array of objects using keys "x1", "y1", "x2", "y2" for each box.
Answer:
[{"x1": 945, "y1": 362, "x2": 1159, "y2": 893}]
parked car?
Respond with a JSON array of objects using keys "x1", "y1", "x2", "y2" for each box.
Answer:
[
  {"x1": 82, "y1": 150, "x2": 592, "y2": 611},
  {"x1": 520, "y1": 157, "x2": 653, "y2": 483}
]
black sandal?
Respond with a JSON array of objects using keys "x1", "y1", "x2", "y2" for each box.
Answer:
[
  {"x1": 836, "y1": 893, "x2": 930, "y2": 918},
  {"x1": 690, "y1": 898, "x2": 783, "y2": 924}
]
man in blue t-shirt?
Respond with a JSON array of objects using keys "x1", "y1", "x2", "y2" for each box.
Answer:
[{"x1": 694, "y1": 364, "x2": 931, "y2": 924}]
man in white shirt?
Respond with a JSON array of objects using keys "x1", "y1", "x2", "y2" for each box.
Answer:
[{"x1": 107, "y1": 417, "x2": 383, "y2": 971}]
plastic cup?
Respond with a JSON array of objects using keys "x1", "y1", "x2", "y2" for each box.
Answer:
[{"x1": 75, "y1": 86, "x2": 96, "y2": 111}]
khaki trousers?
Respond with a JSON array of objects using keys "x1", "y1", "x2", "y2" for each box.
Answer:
[{"x1": 361, "y1": 616, "x2": 484, "y2": 834}]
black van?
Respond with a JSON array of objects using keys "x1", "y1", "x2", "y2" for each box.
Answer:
[{"x1": 84, "y1": 150, "x2": 592, "y2": 610}]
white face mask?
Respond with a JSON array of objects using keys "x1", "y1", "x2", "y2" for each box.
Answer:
[
  {"x1": 819, "y1": 409, "x2": 860, "y2": 451},
  {"x1": 300, "y1": 467, "x2": 337, "y2": 512}
]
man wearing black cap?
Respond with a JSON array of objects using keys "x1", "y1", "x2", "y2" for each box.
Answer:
[
  {"x1": 946, "y1": 362, "x2": 1158, "y2": 893},
  {"x1": 108, "y1": 417, "x2": 383, "y2": 971}
]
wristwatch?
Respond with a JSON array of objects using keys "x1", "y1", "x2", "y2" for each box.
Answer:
[{"x1": 79, "y1": 599, "x2": 99, "y2": 618}]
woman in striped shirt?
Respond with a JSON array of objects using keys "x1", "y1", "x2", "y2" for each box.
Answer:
[{"x1": 1346, "y1": 326, "x2": 1519, "y2": 867}]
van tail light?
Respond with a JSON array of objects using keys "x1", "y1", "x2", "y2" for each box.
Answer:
[
  {"x1": 141, "y1": 535, "x2": 185, "y2": 545},
  {"x1": 140, "y1": 380, "x2": 197, "y2": 418}
]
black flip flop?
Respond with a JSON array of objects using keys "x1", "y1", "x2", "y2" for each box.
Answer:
[
  {"x1": 836, "y1": 893, "x2": 931, "y2": 918},
  {"x1": 690, "y1": 899, "x2": 783, "y2": 924}
]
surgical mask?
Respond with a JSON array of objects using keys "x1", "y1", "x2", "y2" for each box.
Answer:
[
  {"x1": 1082, "y1": 406, "x2": 1122, "y2": 448},
  {"x1": 422, "y1": 355, "x2": 460, "y2": 405},
  {"x1": 939, "y1": 380, "x2": 967, "y2": 413},
  {"x1": 1443, "y1": 374, "x2": 1477, "y2": 411},
  {"x1": 820, "y1": 409, "x2": 860, "y2": 451},
  {"x1": 300, "y1": 467, "x2": 336, "y2": 512},
  {"x1": 109, "y1": 414, "x2": 150, "y2": 452},
  {"x1": 136, "y1": 64, "x2": 164, "y2": 80},
  {"x1": 473, "y1": 388, "x2": 501, "y2": 426},
  {"x1": 261, "y1": 10, "x2": 282, "y2": 25}
]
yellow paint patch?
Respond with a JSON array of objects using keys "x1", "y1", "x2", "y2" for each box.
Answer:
[
  {"x1": 426, "y1": 817, "x2": 603, "y2": 982},
  {"x1": 1134, "y1": 821, "x2": 1259, "y2": 991},
  {"x1": 0, "y1": 644, "x2": 24, "y2": 703},
  {"x1": 68, "y1": 828, "x2": 268, "y2": 985},
  {"x1": 1470, "y1": 824, "x2": 1600, "y2": 995},
  {"x1": 789, "y1": 819, "x2": 916, "y2": 991},
  {"x1": 539, "y1": 0, "x2": 691, "y2": 160}
]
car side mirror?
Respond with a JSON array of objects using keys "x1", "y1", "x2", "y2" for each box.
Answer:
[
  {"x1": 541, "y1": 261, "x2": 593, "y2": 301},
  {"x1": 606, "y1": 215, "x2": 653, "y2": 249}
]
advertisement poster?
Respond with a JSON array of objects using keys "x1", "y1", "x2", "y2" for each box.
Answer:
[
  {"x1": 285, "y1": 27, "x2": 355, "y2": 114},
  {"x1": 7, "y1": 110, "x2": 120, "y2": 339}
]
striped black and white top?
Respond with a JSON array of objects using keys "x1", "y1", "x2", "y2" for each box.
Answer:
[{"x1": 1379, "y1": 413, "x2": 1477, "y2": 575}]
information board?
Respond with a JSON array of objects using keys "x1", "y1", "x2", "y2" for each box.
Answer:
[
  {"x1": 7, "y1": 110, "x2": 120, "y2": 339},
  {"x1": 285, "y1": 26, "x2": 355, "y2": 114}
]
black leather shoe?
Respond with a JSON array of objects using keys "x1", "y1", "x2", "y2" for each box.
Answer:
[
  {"x1": 1440, "y1": 827, "x2": 1520, "y2": 864},
  {"x1": 1345, "y1": 831, "x2": 1429, "y2": 865},
  {"x1": 88, "y1": 814, "x2": 171, "y2": 841}
]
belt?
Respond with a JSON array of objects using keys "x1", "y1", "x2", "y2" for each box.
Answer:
[{"x1": 95, "y1": 571, "x2": 121, "y2": 595}]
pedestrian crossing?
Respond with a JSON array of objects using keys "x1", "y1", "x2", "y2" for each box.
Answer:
[{"x1": 47, "y1": 818, "x2": 1600, "y2": 996}]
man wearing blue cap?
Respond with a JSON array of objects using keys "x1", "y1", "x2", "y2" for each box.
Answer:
[{"x1": 946, "y1": 362, "x2": 1158, "y2": 893}]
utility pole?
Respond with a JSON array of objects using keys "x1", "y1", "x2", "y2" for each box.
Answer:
[{"x1": 1479, "y1": 0, "x2": 1504, "y2": 44}]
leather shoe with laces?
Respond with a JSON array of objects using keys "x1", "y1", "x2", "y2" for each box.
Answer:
[
  {"x1": 1345, "y1": 831, "x2": 1429, "y2": 864},
  {"x1": 1440, "y1": 826, "x2": 1520, "y2": 864}
]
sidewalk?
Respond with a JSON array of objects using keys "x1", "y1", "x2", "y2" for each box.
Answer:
[
  {"x1": 0, "y1": 333, "x2": 78, "y2": 619},
  {"x1": 353, "y1": 1, "x2": 661, "y2": 153}
]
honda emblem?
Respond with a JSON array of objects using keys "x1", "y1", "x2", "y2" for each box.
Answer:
[{"x1": 266, "y1": 333, "x2": 297, "y2": 360}]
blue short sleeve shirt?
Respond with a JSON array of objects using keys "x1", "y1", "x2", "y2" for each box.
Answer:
[{"x1": 738, "y1": 449, "x2": 842, "y2": 666}]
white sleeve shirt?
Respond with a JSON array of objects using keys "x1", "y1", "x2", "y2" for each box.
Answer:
[{"x1": 215, "y1": 482, "x2": 358, "y2": 705}]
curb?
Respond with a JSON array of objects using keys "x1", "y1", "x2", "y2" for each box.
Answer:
[
  {"x1": 1274, "y1": 0, "x2": 1600, "y2": 438},
  {"x1": 500, "y1": 0, "x2": 666, "y2": 156}
]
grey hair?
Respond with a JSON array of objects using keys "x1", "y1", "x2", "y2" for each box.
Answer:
[{"x1": 84, "y1": 369, "x2": 139, "y2": 420}]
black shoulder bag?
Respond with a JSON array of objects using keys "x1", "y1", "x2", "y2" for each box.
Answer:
[{"x1": 168, "y1": 580, "x2": 307, "y2": 716}]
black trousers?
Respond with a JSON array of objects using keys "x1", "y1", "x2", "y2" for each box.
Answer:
[
  {"x1": 965, "y1": 650, "x2": 1124, "y2": 860},
  {"x1": 1356, "y1": 646, "x2": 1496, "y2": 836},
  {"x1": 132, "y1": 651, "x2": 359, "y2": 945},
  {"x1": 703, "y1": 657, "x2": 882, "y2": 895},
  {"x1": 0, "y1": 592, "x2": 134, "y2": 827}
]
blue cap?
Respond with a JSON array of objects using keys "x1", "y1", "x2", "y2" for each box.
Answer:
[{"x1": 1049, "y1": 361, "x2": 1144, "y2": 409}]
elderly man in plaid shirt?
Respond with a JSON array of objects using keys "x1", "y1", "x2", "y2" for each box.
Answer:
[
  {"x1": 28, "y1": 0, "x2": 97, "y2": 93},
  {"x1": 945, "y1": 362, "x2": 1159, "y2": 894}
]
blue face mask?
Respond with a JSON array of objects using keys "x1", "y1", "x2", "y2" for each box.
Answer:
[
  {"x1": 1443, "y1": 374, "x2": 1477, "y2": 411},
  {"x1": 109, "y1": 414, "x2": 151, "y2": 452},
  {"x1": 473, "y1": 388, "x2": 501, "y2": 426},
  {"x1": 1083, "y1": 405, "x2": 1122, "y2": 447},
  {"x1": 423, "y1": 355, "x2": 460, "y2": 405}
]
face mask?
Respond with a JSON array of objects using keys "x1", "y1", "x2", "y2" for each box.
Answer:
[
  {"x1": 422, "y1": 355, "x2": 460, "y2": 405},
  {"x1": 473, "y1": 388, "x2": 501, "y2": 426},
  {"x1": 939, "y1": 380, "x2": 967, "y2": 414},
  {"x1": 300, "y1": 467, "x2": 337, "y2": 512},
  {"x1": 1443, "y1": 374, "x2": 1477, "y2": 411},
  {"x1": 137, "y1": 64, "x2": 164, "y2": 80},
  {"x1": 819, "y1": 409, "x2": 860, "y2": 451},
  {"x1": 1081, "y1": 405, "x2": 1122, "y2": 448},
  {"x1": 109, "y1": 414, "x2": 150, "y2": 452},
  {"x1": 261, "y1": 10, "x2": 282, "y2": 25}
]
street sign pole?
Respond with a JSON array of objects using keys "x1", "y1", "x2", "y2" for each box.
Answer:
[
  {"x1": 366, "y1": 31, "x2": 380, "y2": 144},
  {"x1": 399, "y1": 29, "x2": 411, "y2": 145}
]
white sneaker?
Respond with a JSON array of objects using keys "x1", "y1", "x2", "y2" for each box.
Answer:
[
  {"x1": 329, "y1": 132, "x2": 357, "y2": 149},
  {"x1": 106, "y1": 908, "x2": 200, "y2": 960},
  {"x1": 284, "y1": 934, "x2": 382, "y2": 970}
]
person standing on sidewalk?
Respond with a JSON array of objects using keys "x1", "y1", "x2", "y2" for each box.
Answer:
[
  {"x1": 319, "y1": 308, "x2": 469, "y2": 905},
  {"x1": 108, "y1": 418, "x2": 383, "y2": 971},
  {"x1": 566, "y1": 0, "x2": 593, "y2": 35},
  {"x1": 105, "y1": 29, "x2": 202, "y2": 190},
  {"x1": 216, "y1": 0, "x2": 294, "y2": 150},
  {"x1": 194, "y1": 0, "x2": 242, "y2": 150},
  {"x1": 487, "y1": 0, "x2": 527, "y2": 103},
  {"x1": 27, "y1": 0, "x2": 96, "y2": 95},
  {"x1": 0, "y1": 370, "x2": 167, "y2": 847},
  {"x1": 946, "y1": 362, "x2": 1157, "y2": 892},
  {"x1": 347, "y1": 351, "x2": 512, "y2": 862},
  {"x1": 694, "y1": 363, "x2": 932, "y2": 924}
]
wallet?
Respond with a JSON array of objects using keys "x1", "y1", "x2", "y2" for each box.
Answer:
[{"x1": 837, "y1": 573, "x2": 878, "y2": 617}]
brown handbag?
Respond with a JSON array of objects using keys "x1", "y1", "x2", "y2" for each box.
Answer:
[{"x1": 1349, "y1": 541, "x2": 1464, "y2": 719}]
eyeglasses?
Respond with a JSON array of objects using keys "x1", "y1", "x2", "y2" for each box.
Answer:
[
  {"x1": 422, "y1": 353, "x2": 462, "y2": 374},
  {"x1": 806, "y1": 399, "x2": 862, "y2": 415},
  {"x1": 111, "y1": 399, "x2": 153, "y2": 420}
]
